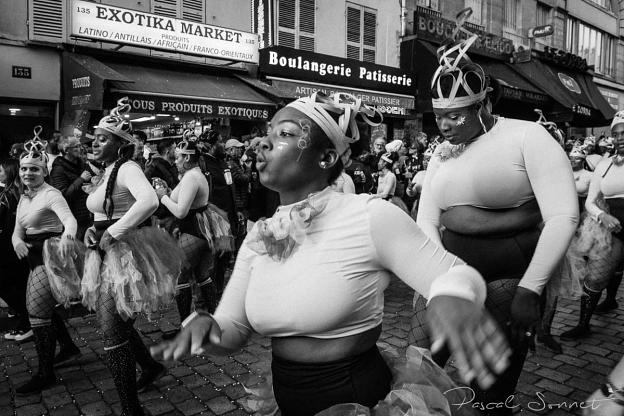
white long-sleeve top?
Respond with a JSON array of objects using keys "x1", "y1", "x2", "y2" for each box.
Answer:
[
  {"x1": 417, "y1": 118, "x2": 578, "y2": 295},
  {"x1": 585, "y1": 158, "x2": 624, "y2": 219},
  {"x1": 211, "y1": 188, "x2": 486, "y2": 350},
  {"x1": 86, "y1": 161, "x2": 158, "y2": 239}
]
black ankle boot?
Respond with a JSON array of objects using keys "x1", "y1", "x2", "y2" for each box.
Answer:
[
  {"x1": 128, "y1": 328, "x2": 166, "y2": 392},
  {"x1": 105, "y1": 341, "x2": 144, "y2": 416},
  {"x1": 16, "y1": 325, "x2": 57, "y2": 395},
  {"x1": 52, "y1": 313, "x2": 81, "y2": 366},
  {"x1": 561, "y1": 286, "x2": 602, "y2": 340},
  {"x1": 596, "y1": 272, "x2": 622, "y2": 314}
]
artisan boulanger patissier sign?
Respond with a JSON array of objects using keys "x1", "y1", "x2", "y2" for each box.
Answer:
[
  {"x1": 259, "y1": 46, "x2": 416, "y2": 96},
  {"x1": 70, "y1": 0, "x2": 259, "y2": 63}
]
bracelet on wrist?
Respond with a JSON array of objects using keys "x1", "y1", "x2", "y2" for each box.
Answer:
[{"x1": 181, "y1": 310, "x2": 213, "y2": 328}]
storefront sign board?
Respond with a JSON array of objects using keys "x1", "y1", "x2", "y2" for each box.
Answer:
[
  {"x1": 500, "y1": 86, "x2": 549, "y2": 104},
  {"x1": 71, "y1": 0, "x2": 259, "y2": 63},
  {"x1": 117, "y1": 93, "x2": 274, "y2": 121},
  {"x1": 269, "y1": 78, "x2": 414, "y2": 116},
  {"x1": 259, "y1": 46, "x2": 416, "y2": 96},
  {"x1": 413, "y1": 11, "x2": 514, "y2": 59}
]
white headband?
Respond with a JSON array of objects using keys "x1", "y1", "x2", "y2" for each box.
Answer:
[{"x1": 286, "y1": 92, "x2": 382, "y2": 165}]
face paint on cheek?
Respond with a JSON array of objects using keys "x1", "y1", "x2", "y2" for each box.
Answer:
[
  {"x1": 296, "y1": 119, "x2": 312, "y2": 162},
  {"x1": 456, "y1": 116, "x2": 466, "y2": 126}
]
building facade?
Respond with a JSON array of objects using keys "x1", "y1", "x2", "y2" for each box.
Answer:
[{"x1": 403, "y1": 0, "x2": 622, "y2": 137}]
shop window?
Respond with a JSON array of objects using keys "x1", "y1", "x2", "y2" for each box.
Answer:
[
  {"x1": 29, "y1": 0, "x2": 65, "y2": 42},
  {"x1": 277, "y1": 0, "x2": 316, "y2": 52},
  {"x1": 346, "y1": 3, "x2": 376, "y2": 63},
  {"x1": 464, "y1": 0, "x2": 482, "y2": 25},
  {"x1": 152, "y1": 0, "x2": 205, "y2": 23}
]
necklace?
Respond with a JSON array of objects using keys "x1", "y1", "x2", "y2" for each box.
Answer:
[{"x1": 437, "y1": 116, "x2": 499, "y2": 162}]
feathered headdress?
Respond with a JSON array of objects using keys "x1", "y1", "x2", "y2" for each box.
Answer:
[{"x1": 535, "y1": 109, "x2": 564, "y2": 146}]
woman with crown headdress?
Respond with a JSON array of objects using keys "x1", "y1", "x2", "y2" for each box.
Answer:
[
  {"x1": 80, "y1": 98, "x2": 183, "y2": 415},
  {"x1": 11, "y1": 127, "x2": 82, "y2": 395},
  {"x1": 155, "y1": 138, "x2": 220, "y2": 337},
  {"x1": 559, "y1": 111, "x2": 624, "y2": 341},
  {"x1": 151, "y1": 91, "x2": 511, "y2": 415},
  {"x1": 411, "y1": 8, "x2": 578, "y2": 415}
]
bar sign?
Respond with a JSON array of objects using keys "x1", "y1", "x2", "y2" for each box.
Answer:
[{"x1": 12, "y1": 66, "x2": 31, "y2": 79}]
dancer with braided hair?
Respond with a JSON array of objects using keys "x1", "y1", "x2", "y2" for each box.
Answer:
[
  {"x1": 81, "y1": 99, "x2": 182, "y2": 415},
  {"x1": 11, "y1": 128, "x2": 81, "y2": 395},
  {"x1": 152, "y1": 91, "x2": 511, "y2": 416},
  {"x1": 411, "y1": 9, "x2": 577, "y2": 415},
  {"x1": 156, "y1": 139, "x2": 218, "y2": 335},
  {"x1": 561, "y1": 112, "x2": 624, "y2": 340}
]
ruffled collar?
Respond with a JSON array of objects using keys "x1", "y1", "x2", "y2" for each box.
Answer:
[
  {"x1": 22, "y1": 182, "x2": 46, "y2": 200},
  {"x1": 247, "y1": 187, "x2": 334, "y2": 262}
]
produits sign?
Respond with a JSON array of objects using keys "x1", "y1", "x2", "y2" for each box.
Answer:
[
  {"x1": 71, "y1": 0, "x2": 259, "y2": 63},
  {"x1": 259, "y1": 46, "x2": 416, "y2": 96},
  {"x1": 413, "y1": 10, "x2": 514, "y2": 59},
  {"x1": 118, "y1": 93, "x2": 274, "y2": 121},
  {"x1": 269, "y1": 79, "x2": 415, "y2": 116}
]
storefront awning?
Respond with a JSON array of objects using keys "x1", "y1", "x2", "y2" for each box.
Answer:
[
  {"x1": 511, "y1": 58, "x2": 615, "y2": 126},
  {"x1": 106, "y1": 62, "x2": 276, "y2": 120},
  {"x1": 403, "y1": 40, "x2": 550, "y2": 118}
]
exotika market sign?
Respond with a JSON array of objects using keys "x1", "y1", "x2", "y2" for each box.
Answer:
[
  {"x1": 70, "y1": 0, "x2": 259, "y2": 63},
  {"x1": 414, "y1": 10, "x2": 514, "y2": 59}
]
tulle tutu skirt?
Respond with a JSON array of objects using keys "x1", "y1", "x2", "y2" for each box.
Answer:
[
  {"x1": 559, "y1": 212, "x2": 612, "y2": 299},
  {"x1": 242, "y1": 345, "x2": 477, "y2": 416},
  {"x1": 42, "y1": 237, "x2": 86, "y2": 307},
  {"x1": 81, "y1": 226, "x2": 183, "y2": 319}
]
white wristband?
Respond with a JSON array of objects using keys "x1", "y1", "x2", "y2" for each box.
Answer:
[
  {"x1": 181, "y1": 310, "x2": 213, "y2": 328},
  {"x1": 427, "y1": 265, "x2": 486, "y2": 306}
]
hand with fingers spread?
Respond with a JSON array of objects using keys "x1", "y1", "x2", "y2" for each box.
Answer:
[
  {"x1": 509, "y1": 286, "x2": 541, "y2": 349},
  {"x1": 427, "y1": 295, "x2": 511, "y2": 389},
  {"x1": 151, "y1": 312, "x2": 222, "y2": 361}
]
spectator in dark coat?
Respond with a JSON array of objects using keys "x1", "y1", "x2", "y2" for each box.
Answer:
[
  {"x1": 144, "y1": 139, "x2": 178, "y2": 189},
  {"x1": 225, "y1": 138, "x2": 250, "y2": 246},
  {"x1": 49, "y1": 136, "x2": 93, "y2": 240}
]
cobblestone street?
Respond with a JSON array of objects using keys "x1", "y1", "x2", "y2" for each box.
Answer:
[{"x1": 2, "y1": 276, "x2": 622, "y2": 416}]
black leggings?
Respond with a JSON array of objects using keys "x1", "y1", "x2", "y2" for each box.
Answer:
[
  {"x1": 271, "y1": 345, "x2": 392, "y2": 416},
  {"x1": 0, "y1": 259, "x2": 30, "y2": 331},
  {"x1": 411, "y1": 228, "x2": 540, "y2": 416}
]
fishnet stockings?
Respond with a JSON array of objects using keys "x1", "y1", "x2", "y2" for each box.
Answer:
[
  {"x1": 26, "y1": 266, "x2": 56, "y2": 324},
  {"x1": 178, "y1": 232, "x2": 213, "y2": 285}
]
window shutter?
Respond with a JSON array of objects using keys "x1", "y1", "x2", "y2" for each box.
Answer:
[
  {"x1": 299, "y1": 0, "x2": 315, "y2": 51},
  {"x1": 347, "y1": 45, "x2": 360, "y2": 60},
  {"x1": 30, "y1": 0, "x2": 64, "y2": 42},
  {"x1": 346, "y1": 7, "x2": 360, "y2": 44},
  {"x1": 278, "y1": 0, "x2": 296, "y2": 29},
  {"x1": 279, "y1": 31, "x2": 296, "y2": 48},
  {"x1": 152, "y1": 0, "x2": 178, "y2": 19},
  {"x1": 362, "y1": 48, "x2": 375, "y2": 63},
  {"x1": 182, "y1": 0, "x2": 204, "y2": 23},
  {"x1": 363, "y1": 10, "x2": 375, "y2": 47}
]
